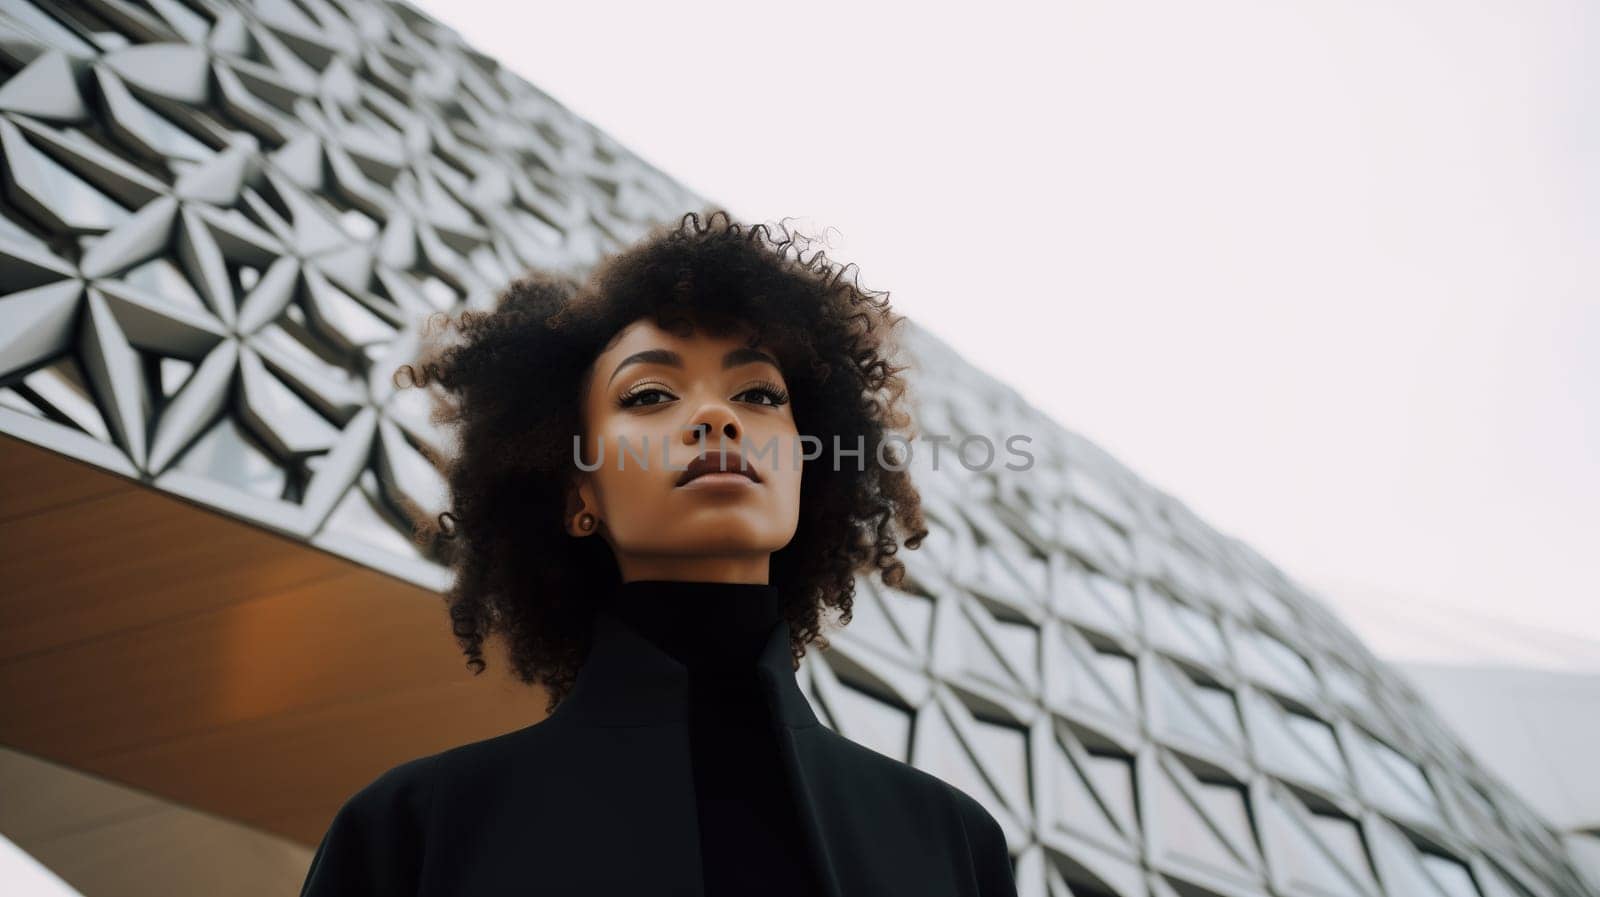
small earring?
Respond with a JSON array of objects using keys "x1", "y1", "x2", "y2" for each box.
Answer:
[{"x1": 576, "y1": 512, "x2": 597, "y2": 533}]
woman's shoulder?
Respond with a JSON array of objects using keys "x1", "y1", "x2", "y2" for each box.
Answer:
[
  {"x1": 804, "y1": 724, "x2": 1016, "y2": 891},
  {"x1": 334, "y1": 751, "x2": 437, "y2": 819},
  {"x1": 338, "y1": 719, "x2": 552, "y2": 811},
  {"x1": 805, "y1": 723, "x2": 1010, "y2": 837},
  {"x1": 300, "y1": 751, "x2": 443, "y2": 896}
]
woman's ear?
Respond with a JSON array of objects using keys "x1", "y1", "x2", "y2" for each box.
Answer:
[{"x1": 562, "y1": 475, "x2": 601, "y2": 538}]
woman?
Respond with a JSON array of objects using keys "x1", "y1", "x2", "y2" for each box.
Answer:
[{"x1": 299, "y1": 210, "x2": 1019, "y2": 897}]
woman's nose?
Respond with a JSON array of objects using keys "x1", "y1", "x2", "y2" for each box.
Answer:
[{"x1": 685, "y1": 412, "x2": 740, "y2": 446}]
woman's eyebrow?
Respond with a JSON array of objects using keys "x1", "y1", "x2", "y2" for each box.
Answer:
[
  {"x1": 607, "y1": 346, "x2": 781, "y2": 386},
  {"x1": 723, "y1": 346, "x2": 781, "y2": 373},
  {"x1": 607, "y1": 349, "x2": 678, "y2": 386}
]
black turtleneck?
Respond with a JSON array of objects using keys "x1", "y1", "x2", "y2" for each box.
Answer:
[{"x1": 599, "y1": 579, "x2": 822, "y2": 897}]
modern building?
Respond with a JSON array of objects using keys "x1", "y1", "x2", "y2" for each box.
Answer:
[
  {"x1": 1315, "y1": 589, "x2": 1600, "y2": 891},
  {"x1": 0, "y1": 1, "x2": 1592, "y2": 896}
]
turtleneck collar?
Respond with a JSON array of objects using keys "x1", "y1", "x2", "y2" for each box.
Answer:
[
  {"x1": 549, "y1": 579, "x2": 822, "y2": 730},
  {"x1": 600, "y1": 579, "x2": 782, "y2": 670}
]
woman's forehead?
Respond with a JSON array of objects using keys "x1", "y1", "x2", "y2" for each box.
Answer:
[{"x1": 599, "y1": 315, "x2": 768, "y2": 358}]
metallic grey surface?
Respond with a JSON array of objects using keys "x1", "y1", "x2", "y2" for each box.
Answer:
[{"x1": 0, "y1": 2, "x2": 1590, "y2": 896}]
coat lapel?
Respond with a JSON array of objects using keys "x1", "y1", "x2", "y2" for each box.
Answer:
[
  {"x1": 754, "y1": 626, "x2": 847, "y2": 897},
  {"x1": 767, "y1": 721, "x2": 847, "y2": 897}
]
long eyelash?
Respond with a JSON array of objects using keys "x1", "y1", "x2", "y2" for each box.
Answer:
[
  {"x1": 617, "y1": 383, "x2": 674, "y2": 408},
  {"x1": 617, "y1": 380, "x2": 789, "y2": 408},
  {"x1": 745, "y1": 379, "x2": 790, "y2": 405}
]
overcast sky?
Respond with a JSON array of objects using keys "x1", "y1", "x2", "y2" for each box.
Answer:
[{"x1": 413, "y1": 0, "x2": 1598, "y2": 666}]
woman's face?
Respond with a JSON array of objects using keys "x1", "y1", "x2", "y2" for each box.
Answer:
[{"x1": 568, "y1": 316, "x2": 803, "y2": 582}]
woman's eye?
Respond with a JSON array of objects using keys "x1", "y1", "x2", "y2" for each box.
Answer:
[
  {"x1": 739, "y1": 384, "x2": 790, "y2": 407},
  {"x1": 619, "y1": 387, "x2": 674, "y2": 408},
  {"x1": 620, "y1": 383, "x2": 788, "y2": 409}
]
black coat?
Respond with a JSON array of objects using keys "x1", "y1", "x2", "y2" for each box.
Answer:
[{"x1": 298, "y1": 607, "x2": 1021, "y2": 897}]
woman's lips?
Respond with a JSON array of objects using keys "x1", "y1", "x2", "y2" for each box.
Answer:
[
  {"x1": 675, "y1": 450, "x2": 762, "y2": 486},
  {"x1": 676, "y1": 471, "x2": 760, "y2": 490}
]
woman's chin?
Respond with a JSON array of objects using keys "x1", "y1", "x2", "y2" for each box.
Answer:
[{"x1": 651, "y1": 523, "x2": 783, "y2": 555}]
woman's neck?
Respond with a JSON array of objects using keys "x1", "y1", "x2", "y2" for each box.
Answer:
[
  {"x1": 601, "y1": 578, "x2": 782, "y2": 669},
  {"x1": 613, "y1": 557, "x2": 772, "y2": 582}
]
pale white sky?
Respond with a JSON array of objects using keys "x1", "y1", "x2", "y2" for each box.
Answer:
[{"x1": 414, "y1": 0, "x2": 1599, "y2": 663}]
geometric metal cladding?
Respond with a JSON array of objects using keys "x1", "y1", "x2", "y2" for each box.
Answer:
[
  {"x1": 841, "y1": 326, "x2": 1599, "y2": 897},
  {"x1": 0, "y1": 0, "x2": 697, "y2": 591},
  {"x1": 0, "y1": 4, "x2": 1591, "y2": 897}
]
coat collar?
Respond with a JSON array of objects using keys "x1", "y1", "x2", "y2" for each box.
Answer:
[
  {"x1": 553, "y1": 603, "x2": 822, "y2": 729},
  {"x1": 544, "y1": 588, "x2": 846, "y2": 897}
]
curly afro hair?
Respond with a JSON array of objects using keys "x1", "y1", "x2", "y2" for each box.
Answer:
[{"x1": 395, "y1": 208, "x2": 928, "y2": 715}]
